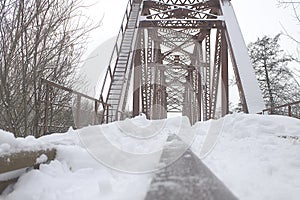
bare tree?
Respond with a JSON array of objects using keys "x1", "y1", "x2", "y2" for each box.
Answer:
[
  {"x1": 0, "y1": 0, "x2": 99, "y2": 136},
  {"x1": 278, "y1": 1, "x2": 300, "y2": 64}
]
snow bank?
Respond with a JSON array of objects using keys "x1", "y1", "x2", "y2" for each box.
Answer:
[
  {"x1": 192, "y1": 113, "x2": 300, "y2": 200},
  {"x1": 0, "y1": 113, "x2": 299, "y2": 200},
  {"x1": 1, "y1": 147, "x2": 152, "y2": 200},
  {"x1": 0, "y1": 128, "x2": 79, "y2": 156},
  {"x1": 0, "y1": 115, "x2": 186, "y2": 200}
]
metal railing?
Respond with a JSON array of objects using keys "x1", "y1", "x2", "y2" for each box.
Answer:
[
  {"x1": 260, "y1": 100, "x2": 300, "y2": 118},
  {"x1": 99, "y1": 0, "x2": 134, "y2": 123},
  {"x1": 41, "y1": 78, "x2": 110, "y2": 134}
]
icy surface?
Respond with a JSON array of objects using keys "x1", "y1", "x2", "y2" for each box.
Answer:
[{"x1": 0, "y1": 113, "x2": 300, "y2": 200}]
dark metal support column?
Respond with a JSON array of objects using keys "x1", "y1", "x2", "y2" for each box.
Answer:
[
  {"x1": 44, "y1": 84, "x2": 50, "y2": 134},
  {"x1": 76, "y1": 94, "x2": 81, "y2": 128},
  {"x1": 221, "y1": 31, "x2": 229, "y2": 116},
  {"x1": 133, "y1": 49, "x2": 141, "y2": 117},
  {"x1": 197, "y1": 71, "x2": 202, "y2": 121},
  {"x1": 152, "y1": 65, "x2": 159, "y2": 119},
  {"x1": 160, "y1": 68, "x2": 167, "y2": 119},
  {"x1": 94, "y1": 101, "x2": 99, "y2": 125}
]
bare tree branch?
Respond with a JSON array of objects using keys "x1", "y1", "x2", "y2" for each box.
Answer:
[{"x1": 0, "y1": 0, "x2": 101, "y2": 136}]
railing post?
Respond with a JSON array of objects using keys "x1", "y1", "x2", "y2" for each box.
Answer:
[
  {"x1": 288, "y1": 105, "x2": 292, "y2": 117},
  {"x1": 106, "y1": 105, "x2": 109, "y2": 123},
  {"x1": 108, "y1": 65, "x2": 113, "y2": 79},
  {"x1": 44, "y1": 84, "x2": 50, "y2": 134},
  {"x1": 94, "y1": 100, "x2": 98, "y2": 125},
  {"x1": 115, "y1": 43, "x2": 119, "y2": 57},
  {"x1": 76, "y1": 94, "x2": 81, "y2": 129},
  {"x1": 126, "y1": 9, "x2": 129, "y2": 20}
]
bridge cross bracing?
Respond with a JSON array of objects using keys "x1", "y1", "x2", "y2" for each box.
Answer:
[{"x1": 100, "y1": 0, "x2": 264, "y2": 124}]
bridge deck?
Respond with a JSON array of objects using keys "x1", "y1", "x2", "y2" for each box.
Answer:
[{"x1": 144, "y1": 136, "x2": 238, "y2": 200}]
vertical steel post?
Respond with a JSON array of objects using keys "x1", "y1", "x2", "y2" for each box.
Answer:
[
  {"x1": 94, "y1": 101, "x2": 98, "y2": 125},
  {"x1": 152, "y1": 65, "x2": 159, "y2": 119},
  {"x1": 44, "y1": 84, "x2": 50, "y2": 134},
  {"x1": 76, "y1": 94, "x2": 81, "y2": 128},
  {"x1": 106, "y1": 105, "x2": 109, "y2": 124},
  {"x1": 197, "y1": 72, "x2": 202, "y2": 121},
  {"x1": 221, "y1": 30, "x2": 229, "y2": 116},
  {"x1": 160, "y1": 67, "x2": 167, "y2": 119},
  {"x1": 133, "y1": 49, "x2": 141, "y2": 117},
  {"x1": 288, "y1": 105, "x2": 292, "y2": 117}
]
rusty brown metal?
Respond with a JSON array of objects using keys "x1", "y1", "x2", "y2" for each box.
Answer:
[
  {"x1": 221, "y1": 30, "x2": 229, "y2": 117},
  {"x1": 210, "y1": 29, "x2": 223, "y2": 118},
  {"x1": 133, "y1": 49, "x2": 141, "y2": 117},
  {"x1": 100, "y1": 0, "x2": 261, "y2": 123}
]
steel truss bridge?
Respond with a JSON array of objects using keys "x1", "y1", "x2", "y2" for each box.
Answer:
[
  {"x1": 99, "y1": 0, "x2": 265, "y2": 124},
  {"x1": 1, "y1": 1, "x2": 298, "y2": 198}
]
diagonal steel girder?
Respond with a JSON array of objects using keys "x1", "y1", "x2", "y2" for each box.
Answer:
[{"x1": 128, "y1": 0, "x2": 264, "y2": 122}]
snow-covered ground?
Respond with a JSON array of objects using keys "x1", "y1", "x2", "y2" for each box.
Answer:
[{"x1": 0, "y1": 113, "x2": 299, "y2": 200}]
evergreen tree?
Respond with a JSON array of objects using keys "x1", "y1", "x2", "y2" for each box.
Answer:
[{"x1": 248, "y1": 34, "x2": 300, "y2": 108}]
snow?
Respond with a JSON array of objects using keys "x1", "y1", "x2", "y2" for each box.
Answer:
[
  {"x1": 0, "y1": 127, "x2": 79, "y2": 156},
  {"x1": 192, "y1": 114, "x2": 300, "y2": 200},
  {"x1": 0, "y1": 113, "x2": 300, "y2": 200},
  {"x1": 0, "y1": 169, "x2": 26, "y2": 182},
  {"x1": 219, "y1": 0, "x2": 265, "y2": 113},
  {"x1": 35, "y1": 154, "x2": 48, "y2": 165}
]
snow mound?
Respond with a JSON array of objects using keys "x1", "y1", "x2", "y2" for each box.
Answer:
[
  {"x1": 0, "y1": 113, "x2": 299, "y2": 200},
  {"x1": 0, "y1": 128, "x2": 80, "y2": 156},
  {"x1": 192, "y1": 113, "x2": 300, "y2": 200}
]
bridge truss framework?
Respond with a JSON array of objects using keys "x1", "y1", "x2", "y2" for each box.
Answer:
[{"x1": 101, "y1": 0, "x2": 265, "y2": 124}]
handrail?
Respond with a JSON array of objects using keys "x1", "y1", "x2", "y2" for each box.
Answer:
[
  {"x1": 262, "y1": 100, "x2": 300, "y2": 112},
  {"x1": 41, "y1": 79, "x2": 106, "y2": 104},
  {"x1": 260, "y1": 100, "x2": 300, "y2": 117},
  {"x1": 41, "y1": 78, "x2": 110, "y2": 134},
  {"x1": 99, "y1": 0, "x2": 134, "y2": 114}
]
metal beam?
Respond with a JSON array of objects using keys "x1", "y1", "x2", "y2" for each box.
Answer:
[
  {"x1": 219, "y1": 0, "x2": 265, "y2": 113},
  {"x1": 144, "y1": 136, "x2": 238, "y2": 200}
]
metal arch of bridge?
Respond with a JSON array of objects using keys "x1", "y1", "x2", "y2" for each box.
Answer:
[{"x1": 101, "y1": 0, "x2": 265, "y2": 124}]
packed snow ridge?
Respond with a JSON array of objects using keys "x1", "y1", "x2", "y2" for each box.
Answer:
[{"x1": 0, "y1": 113, "x2": 299, "y2": 200}]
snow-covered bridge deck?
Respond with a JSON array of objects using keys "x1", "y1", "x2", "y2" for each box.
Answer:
[
  {"x1": 0, "y1": 139, "x2": 238, "y2": 200},
  {"x1": 0, "y1": 114, "x2": 299, "y2": 199},
  {"x1": 145, "y1": 142, "x2": 237, "y2": 200}
]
